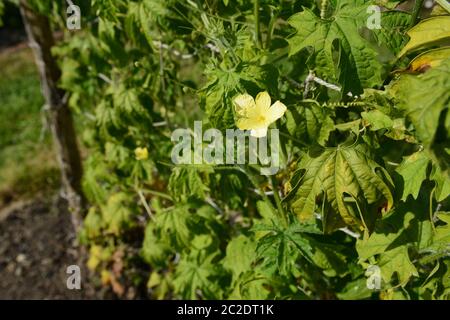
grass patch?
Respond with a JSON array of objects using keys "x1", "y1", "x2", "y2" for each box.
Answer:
[{"x1": 0, "y1": 48, "x2": 59, "y2": 205}]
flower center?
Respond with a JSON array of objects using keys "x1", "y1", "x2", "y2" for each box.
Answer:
[{"x1": 257, "y1": 115, "x2": 266, "y2": 123}]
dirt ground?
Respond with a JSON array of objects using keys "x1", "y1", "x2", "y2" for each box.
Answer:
[{"x1": 0, "y1": 195, "x2": 106, "y2": 299}]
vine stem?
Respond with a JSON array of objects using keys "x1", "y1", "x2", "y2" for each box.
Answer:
[
  {"x1": 244, "y1": 166, "x2": 288, "y2": 225},
  {"x1": 254, "y1": 0, "x2": 261, "y2": 48},
  {"x1": 142, "y1": 188, "x2": 173, "y2": 201},
  {"x1": 241, "y1": 165, "x2": 271, "y2": 205},
  {"x1": 136, "y1": 187, "x2": 155, "y2": 221},
  {"x1": 265, "y1": 8, "x2": 277, "y2": 49},
  {"x1": 157, "y1": 35, "x2": 173, "y2": 131},
  {"x1": 270, "y1": 176, "x2": 288, "y2": 225},
  {"x1": 410, "y1": 0, "x2": 425, "y2": 27},
  {"x1": 279, "y1": 131, "x2": 309, "y2": 147}
]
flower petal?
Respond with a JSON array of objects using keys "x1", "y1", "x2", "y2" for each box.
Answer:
[
  {"x1": 237, "y1": 115, "x2": 262, "y2": 130},
  {"x1": 236, "y1": 118, "x2": 252, "y2": 130},
  {"x1": 233, "y1": 93, "x2": 255, "y2": 115},
  {"x1": 250, "y1": 127, "x2": 268, "y2": 138},
  {"x1": 255, "y1": 91, "x2": 271, "y2": 111},
  {"x1": 135, "y1": 147, "x2": 149, "y2": 160},
  {"x1": 266, "y1": 101, "x2": 287, "y2": 124}
]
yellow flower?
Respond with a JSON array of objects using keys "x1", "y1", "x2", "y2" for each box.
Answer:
[
  {"x1": 233, "y1": 91, "x2": 287, "y2": 137},
  {"x1": 134, "y1": 147, "x2": 148, "y2": 160}
]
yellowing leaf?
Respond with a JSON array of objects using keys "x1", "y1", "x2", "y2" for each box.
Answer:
[
  {"x1": 434, "y1": 0, "x2": 450, "y2": 15},
  {"x1": 399, "y1": 16, "x2": 450, "y2": 57},
  {"x1": 87, "y1": 245, "x2": 112, "y2": 271},
  {"x1": 101, "y1": 270, "x2": 112, "y2": 285},
  {"x1": 147, "y1": 271, "x2": 162, "y2": 288},
  {"x1": 87, "y1": 246, "x2": 102, "y2": 271},
  {"x1": 101, "y1": 193, "x2": 137, "y2": 235},
  {"x1": 288, "y1": 144, "x2": 393, "y2": 233},
  {"x1": 408, "y1": 47, "x2": 450, "y2": 72}
]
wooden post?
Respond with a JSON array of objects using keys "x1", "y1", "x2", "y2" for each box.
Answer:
[{"x1": 19, "y1": 0, "x2": 85, "y2": 231}]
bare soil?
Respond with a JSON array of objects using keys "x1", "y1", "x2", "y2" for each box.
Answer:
[{"x1": 0, "y1": 195, "x2": 106, "y2": 299}]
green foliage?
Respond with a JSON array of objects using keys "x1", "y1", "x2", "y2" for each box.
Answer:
[
  {"x1": 34, "y1": 0, "x2": 450, "y2": 299},
  {"x1": 390, "y1": 58, "x2": 450, "y2": 147},
  {"x1": 288, "y1": 0, "x2": 407, "y2": 95}
]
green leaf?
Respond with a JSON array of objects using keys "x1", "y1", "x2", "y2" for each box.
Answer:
[
  {"x1": 141, "y1": 223, "x2": 172, "y2": 267},
  {"x1": 288, "y1": 143, "x2": 393, "y2": 233},
  {"x1": 104, "y1": 142, "x2": 131, "y2": 169},
  {"x1": 336, "y1": 278, "x2": 373, "y2": 300},
  {"x1": 285, "y1": 102, "x2": 335, "y2": 146},
  {"x1": 82, "y1": 153, "x2": 112, "y2": 204},
  {"x1": 156, "y1": 205, "x2": 193, "y2": 248},
  {"x1": 200, "y1": 63, "x2": 278, "y2": 130},
  {"x1": 389, "y1": 57, "x2": 450, "y2": 146},
  {"x1": 361, "y1": 110, "x2": 394, "y2": 131},
  {"x1": 155, "y1": 202, "x2": 219, "y2": 250},
  {"x1": 228, "y1": 271, "x2": 272, "y2": 299},
  {"x1": 309, "y1": 241, "x2": 348, "y2": 276},
  {"x1": 112, "y1": 85, "x2": 148, "y2": 119},
  {"x1": 223, "y1": 235, "x2": 257, "y2": 281},
  {"x1": 173, "y1": 249, "x2": 222, "y2": 299},
  {"x1": 253, "y1": 220, "x2": 314, "y2": 276},
  {"x1": 399, "y1": 16, "x2": 450, "y2": 57},
  {"x1": 126, "y1": 0, "x2": 170, "y2": 45},
  {"x1": 371, "y1": 11, "x2": 410, "y2": 56},
  {"x1": 357, "y1": 190, "x2": 435, "y2": 257},
  {"x1": 356, "y1": 213, "x2": 414, "y2": 260},
  {"x1": 256, "y1": 200, "x2": 278, "y2": 223},
  {"x1": 81, "y1": 207, "x2": 104, "y2": 240},
  {"x1": 356, "y1": 197, "x2": 434, "y2": 287},
  {"x1": 378, "y1": 246, "x2": 418, "y2": 286},
  {"x1": 288, "y1": 0, "x2": 384, "y2": 95},
  {"x1": 429, "y1": 213, "x2": 450, "y2": 252},
  {"x1": 431, "y1": 165, "x2": 450, "y2": 202},
  {"x1": 396, "y1": 151, "x2": 430, "y2": 201},
  {"x1": 200, "y1": 68, "x2": 238, "y2": 130},
  {"x1": 168, "y1": 167, "x2": 209, "y2": 202},
  {"x1": 59, "y1": 58, "x2": 81, "y2": 90},
  {"x1": 97, "y1": 18, "x2": 127, "y2": 64}
]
